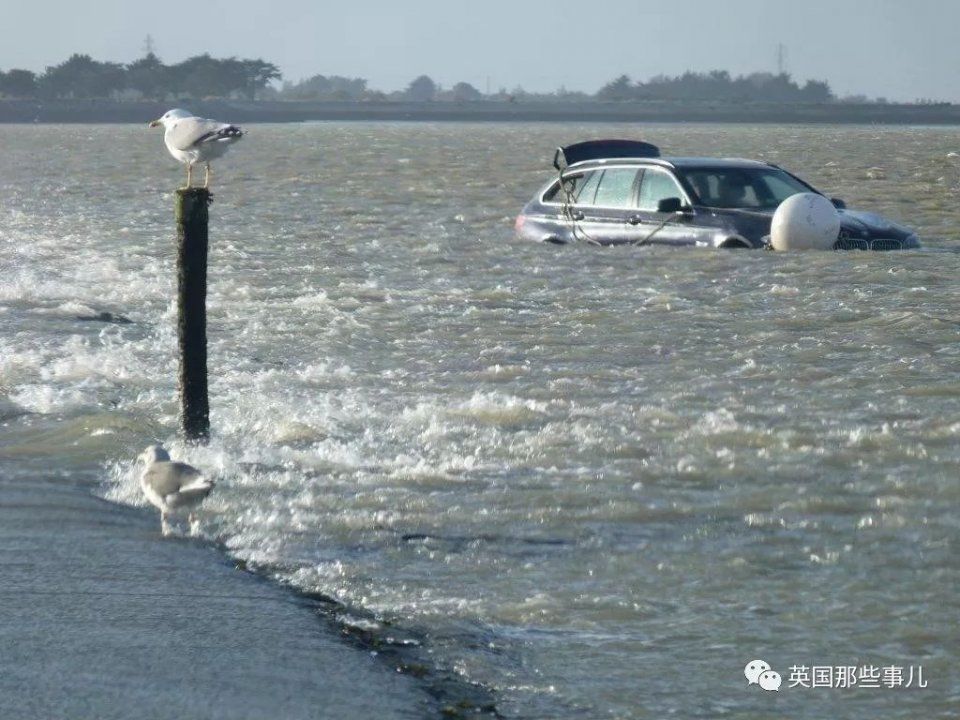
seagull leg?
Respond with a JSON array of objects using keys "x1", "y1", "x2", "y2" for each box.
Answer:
[
  {"x1": 185, "y1": 164, "x2": 194, "y2": 189},
  {"x1": 161, "y1": 511, "x2": 170, "y2": 536},
  {"x1": 188, "y1": 511, "x2": 200, "y2": 536},
  {"x1": 204, "y1": 162, "x2": 212, "y2": 189}
]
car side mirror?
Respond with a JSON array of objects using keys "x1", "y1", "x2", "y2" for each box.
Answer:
[
  {"x1": 831, "y1": 197, "x2": 847, "y2": 210},
  {"x1": 657, "y1": 197, "x2": 684, "y2": 214}
]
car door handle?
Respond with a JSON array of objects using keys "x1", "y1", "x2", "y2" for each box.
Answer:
[
  {"x1": 628, "y1": 214, "x2": 644, "y2": 225},
  {"x1": 571, "y1": 210, "x2": 585, "y2": 221}
]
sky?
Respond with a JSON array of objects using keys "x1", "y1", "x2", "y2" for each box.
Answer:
[{"x1": 2, "y1": 0, "x2": 959, "y2": 102}]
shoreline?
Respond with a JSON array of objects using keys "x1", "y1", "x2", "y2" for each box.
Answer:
[
  {"x1": 0, "y1": 475, "x2": 497, "y2": 719},
  {"x1": 2, "y1": 98, "x2": 960, "y2": 125}
]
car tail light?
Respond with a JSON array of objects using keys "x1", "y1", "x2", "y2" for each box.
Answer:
[{"x1": 514, "y1": 214, "x2": 526, "y2": 232}]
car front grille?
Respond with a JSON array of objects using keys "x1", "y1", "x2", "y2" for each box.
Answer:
[
  {"x1": 834, "y1": 235, "x2": 905, "y2": 252},
  {"x1": 869, "y1": 238, "x2": 906, "y2": 251}
]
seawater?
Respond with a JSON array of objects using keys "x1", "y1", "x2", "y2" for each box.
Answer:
[{"x1": 1, "y1": 122, "x2": 959, "y2": 718}]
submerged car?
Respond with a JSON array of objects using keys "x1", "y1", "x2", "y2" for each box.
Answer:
[{"x1": 515, "y1": 140, "x2": 920, "y2": 250}]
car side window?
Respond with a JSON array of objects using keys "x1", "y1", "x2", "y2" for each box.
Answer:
[
  {"x1": 757, "y1": 173, "x2": 801, "y2": 205},
  {"x1": 714, "y1": 173, "x2": 759, "y2": 208},
  {"x1": 592, "y1": 168, "x2": 640, "y2": 208},
  {"x1": 685, "y1": 172, "x2": 717, "y2": 204},
  {"x1": 687, "y1": 170, "x2": 761, "y2": 208},
  {"x1": 575, "y1": 170, "x2": 602, "y2": 205},
  {"x1": 637, "y1": 168, "x2": 686, "y2": 211}
]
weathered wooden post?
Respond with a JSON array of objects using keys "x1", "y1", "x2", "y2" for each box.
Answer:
[{"x1": 175, "y1": 187, "x2": 211, "y2": 442}]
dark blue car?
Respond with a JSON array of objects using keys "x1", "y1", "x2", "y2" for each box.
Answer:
[{"x1": 515, "y1": 140, "x2": 920, "y2": 250}]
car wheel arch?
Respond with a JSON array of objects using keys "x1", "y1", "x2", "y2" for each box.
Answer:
[{"x1": 718, "y1": 235, "x2": 753, "y2": 249}]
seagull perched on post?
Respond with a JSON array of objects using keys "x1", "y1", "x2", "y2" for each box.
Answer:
[
  {"x1": 149, "y1": 109, "x2": 244, "y2": 189},
  {"x1": 139, "y1": 444, "x2": 215, "y2": 534}
]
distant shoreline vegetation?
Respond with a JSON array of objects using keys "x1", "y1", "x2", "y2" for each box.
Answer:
[
  {"x1": 4, "y1": 98, "x2": 960, "y2": 126},
  {"x1": 1, "y1": 51, "x2": 953, "y2": 107}
]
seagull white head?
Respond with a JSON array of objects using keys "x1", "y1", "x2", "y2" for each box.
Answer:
[
  {"x1": 140, "y1": 444, "x2": 171, "y2": 464},
  {"x1": 149, "y1": 108, "x2": 192, "y2": 129}
]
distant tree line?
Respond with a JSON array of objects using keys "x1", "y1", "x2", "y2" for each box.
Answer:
[
  {"x1": 270, "y1": 74, "x2": 487, "y2": 102},
  {"x1": 275, "y1": 74, "x2": 370, "y2": 101},
  {"x1": 0, "y1": 53, "x2": 280, "y2": 100},
  {"x1": 276, "y1": 70, "x2": 839, "y2": 104},
  {"x1": 596, "y1": 71, "x2": 834, "y2": 103},
  {"x1": 1, "y1": 52, "x2": 891, "y2": 105}
]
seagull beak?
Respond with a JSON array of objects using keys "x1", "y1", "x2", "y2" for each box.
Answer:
[{"x1": 148, "y1": 119, "x2": 161, "y2": 128}]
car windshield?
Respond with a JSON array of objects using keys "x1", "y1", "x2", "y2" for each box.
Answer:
[{"x1": 678, "y1": 167, "x2": 814, "y2": 210}]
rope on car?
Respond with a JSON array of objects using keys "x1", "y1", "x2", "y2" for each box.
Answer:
[
  {"x1": 557, "y1": 167, "x2": 670, "y2": 249},
  {"x1": 557, "y1": 169, "x2": 601, "y2": 246},
  {"x1": 630, "y1": 216, "x2": 672, "y2": 247}
]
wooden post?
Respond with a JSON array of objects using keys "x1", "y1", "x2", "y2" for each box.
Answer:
[{"x1": 175, "y1": 188, "x2": 211, "y2": 442}]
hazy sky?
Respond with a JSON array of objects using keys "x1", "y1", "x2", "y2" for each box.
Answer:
[{"x1": 2, "y1": 0, "x2": 959, "y2": 101}]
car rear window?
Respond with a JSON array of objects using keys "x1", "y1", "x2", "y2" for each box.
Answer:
[
  {"x1": 543, "y1": 170, "x2": 600, "y2": 204},
  {"x1": 543, "y1": 177, "x2": 575, "y2": 203}
]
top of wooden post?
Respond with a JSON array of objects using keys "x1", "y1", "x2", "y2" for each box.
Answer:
[
  {"x1": 175, "y1": 188, "x2": 212, "y2": 226},
  {"x1": 176, "y1": 187, "x2": 213, "y2": 203}
]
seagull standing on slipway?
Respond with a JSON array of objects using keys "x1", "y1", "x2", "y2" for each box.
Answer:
[
  {"x1": 149, "y1": 109, "x2": 244, "y2": 188},
  {"x1": 139, "y1": 444, "x2": 215, "y2": 534}
]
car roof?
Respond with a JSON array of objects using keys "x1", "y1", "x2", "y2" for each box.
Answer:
[
  {"x1": 664, "y1": 157, "x2": 772, "y2": 169},
  {"x1": 565, "y1": 156, "x2": 773, "y2": 171}
]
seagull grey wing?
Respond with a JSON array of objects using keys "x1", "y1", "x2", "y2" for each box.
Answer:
[
  {"x1": 166, "y1": 117, "x2": 238, "y2": 152},
  {"x1": 165, "y1": 481, "x2": 215, "y2": 508},
  {"x1": 142, "y1": 461, "x2": 202, "y2": 496},
  {"x1": 192, "y1": 119, "x2": 243, "y2": 146}
]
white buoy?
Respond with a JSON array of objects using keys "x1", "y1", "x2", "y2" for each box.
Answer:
[{"x1": 770, "y1": 193, "x2": 841, "y2": 251}]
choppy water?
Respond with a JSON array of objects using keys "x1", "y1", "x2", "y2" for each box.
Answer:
[{"x1": 2, "y1": 122, "x2": 959, "y2": 718}]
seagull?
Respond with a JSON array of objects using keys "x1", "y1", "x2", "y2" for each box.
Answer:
[
  {"x1": 139, "y1": 444, "x2": 215, "y2": 534},
  {"x1": 149, "y1": 109, "x2": 244, "y2": 189}
]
